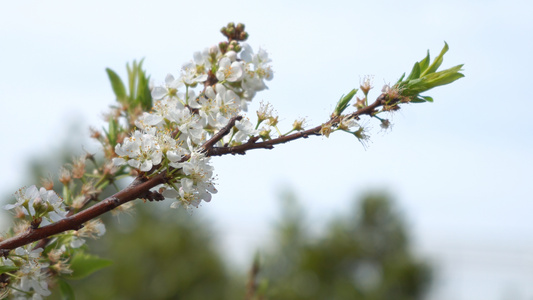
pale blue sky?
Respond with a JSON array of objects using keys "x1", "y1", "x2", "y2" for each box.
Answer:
[{"x1": 1, "y1": 1, "x2": 532, "y2": 299}]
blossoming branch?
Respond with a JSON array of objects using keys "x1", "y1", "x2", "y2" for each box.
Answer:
[{"x1": 0, "y1": 23, "x2": 463, "y2": 299}]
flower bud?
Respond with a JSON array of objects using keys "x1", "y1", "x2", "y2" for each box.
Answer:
[
  {"x1": 225, "y1": 51, "x2": 237, "y2": 62},
  {"x1": 218, "y1": 42, "x2": 228, "y2": 54},
  {"x1": 209, "y1": 44, "x2": 219, "y2": 55},
  {"x1": 226, "y1": 26, "x2": 235, "y2": 36},
  {"x1": 334, "y1": 88, "x2": 357, "y2": 116}
]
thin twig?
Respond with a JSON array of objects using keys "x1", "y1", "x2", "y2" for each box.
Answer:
[
  {"x1": 200, "y1": 116, "x2": 242, "y2": 152},
  {"x1": 208, "y1": 96, "x2": 384, "y2": 157},
  {"x1": 0, "y1": 95, "x2": 385, "y2": 252}
]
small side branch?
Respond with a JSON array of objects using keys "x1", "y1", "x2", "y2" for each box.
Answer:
[
  {"x1": 201, "y1": 116, "x2": 243, "y2": 152},
  {"x1": 208, "y1": 96, "x2": 385, "y2": 157},
  {"x1": 0, "y1": 173, "x2": 167, "y2": 251},
  {"x1": 0, "y1": 95, "x2": 386, "y2": 252}
]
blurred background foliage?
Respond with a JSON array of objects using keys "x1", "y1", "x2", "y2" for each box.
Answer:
[
  {"x1": 261, "y1": 191, "x2": 431, "y2": 300},
  {"x1": 2, "y1": 131, "x2": 432, "y2": 300},
  {"x1": 57, "y1": 204, "x2": 242, "y2": 300}
]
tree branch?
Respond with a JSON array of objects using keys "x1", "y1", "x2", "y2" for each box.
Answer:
[
  {"x1": 208, "y1": 95, "x2": 385, "y2": 156},
  {"x1": 201, "y1": 116, "x2": 242, "y2": 152},
  {"x1": 0, "y1": 95, "x2": 385, "y2": 252},
  {"x1": 0, "y1": 175, "x2": 166, "y2": 251}
]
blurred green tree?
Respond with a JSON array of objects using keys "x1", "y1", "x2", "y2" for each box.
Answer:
[
  {"x1": 50, "y1": 205, "x2": 242, "y2": 300},
  {"x1": 261, "y1": 191, "x2": 432, "y2": 300}
]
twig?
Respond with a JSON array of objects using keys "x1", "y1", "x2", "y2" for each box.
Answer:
[
  {"x1": 208, "y1": 96, "x2": 384, "y2": 156},
  {"x1": 0, "y1": 95, "x2": 385, "y2": 252},
  {"x1": 0, "y1": 175, "x2": 165, "y2": 251}
]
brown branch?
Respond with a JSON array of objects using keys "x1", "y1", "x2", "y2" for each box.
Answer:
[
  {"x1": 208, "y1": 95, "x2": 385, "y2": 157},
  {"x1": 0, "y1": 174, "x2": 166, "y2": 252},
  {"x1": 0, "y1": 116, "x2": 243, "y2": 252},
  {"x1": 0, "y1": 95, "x2": 386, "y2": 253},
  {"x1": 200, "y1": 115, "x2": 242, "y2": 152}
]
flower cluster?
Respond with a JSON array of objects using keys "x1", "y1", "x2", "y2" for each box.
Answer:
[
  {"x1": 113, "y1": 41, "x2": 273, "y2": 209},
  {"x1": 1, "y1": 247, "x2": 51, "y2": 300},
  {"x1": 4, "y1": 185, "x2": 68, "y2": 226},
  {"x1": 2, "y1": 186, "x2": 107, "y2": 300}
]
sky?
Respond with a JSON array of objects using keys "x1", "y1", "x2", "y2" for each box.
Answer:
[{"x1": 1, "y1": 0, "x2": 533, "y2": 299}]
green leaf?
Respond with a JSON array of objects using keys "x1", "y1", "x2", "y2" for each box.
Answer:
[
  {"x1": 419, "y1": 95, "x2": 434, "y2": 102},
  {"x1": 68, "y1": 253, "x2": 112, "y2": 280},
  {"x1": 0, "y1": 265, "x2": 18, "y2": 274},
  {"x1": 418, "y1": 50, "x2": 430, "y2": 74},
  {"x1": 58, "y1": 279, "x2": 76, "y2": 300},
  {"x1": 135, "y1": 59, "x2": 152, "y2": 110},
  {"x1": 127, "y1": 62, "x2": 135, "y2": 103},
  {"x1": 406, "y1": 62, "x2": 421, "y2": 81},
  {"x1": 396, "y1": 72, "x2": 406, "y2": 84},
  {"x1": 107, "y1": 119, "x2": 118, "y2": 147},
  {"x1": 334, "y1": 88, "x2": 358, "y2": 116},
  {"x1": 128, "y1": 61, "x2": 141, "y2": 104},
  {"x1": 400, "y1": 64, "x2": 464, "y2": 97},
  {"x1": 140, "y1": 74, "x2": 153, "y2": 111},
  {"x1": 421, "y1": 42, "x2": 449, "y2": 77},
  {"x1": 105, "y1": 68, "x2": 127, "y2": 103},
  {"x1": 411, "y1": 95, "x2": 434, "y2": 103},
  {"x1": 411, "y1": 97, "x2": 426, "y2": 103}
]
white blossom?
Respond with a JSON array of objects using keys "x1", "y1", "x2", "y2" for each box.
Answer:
[
  {"x1": 113, "y1": 130, "x2": 163, "y2": 172},
  {"x1": 233, "y1": 119, "x2": 256, "y2": 143},
  {"x1": 152, "y1": 74, "x2": 184, "y2": 100},
  {"x1": 216, "y1": 57, "x2": 244, "y2": 82},
  {"x1": 12, "y1": 247, "x2": 51, "y2": 300},
  {"x1": 4, "y1": 185, "x2": 39, "y2": 213},
  {"x1": 181, "y1": 62, "x2": 208, "y2": 85}
]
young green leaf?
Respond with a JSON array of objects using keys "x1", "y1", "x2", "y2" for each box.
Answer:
[
  {"x1": 421, "y1": 42, "x2": 449, "y2": 77},
  {"x1": 419, "y1": 95, "x2": 434, "y2": 102},
  {"x1": 58, "y1": 279, "x2": 76, "y2": 300},
  {"x1": 334, "y1": 88, "x2": 358, "y2": 116},
  {"x1": 105, "y1": 68, "x2": 127, "y2": 103},
  {"x1": 396, "y1": 72, "x2": 406, "y2": 84},
  {"x1": 418, "y1": 50, "x2": 431, "y2": 74},
  {"x1": 67, "y1": 253, "x2": 112, "y2": 280},
  {"x1": 107, "y1": 118, "x2": 118, "y2": 148},
  {"x1": 406, "y1": 62, "x2": 421, "y2": 81},
  {"x1": 0, "y1": 265, "x2": 18, "y2": 275}
]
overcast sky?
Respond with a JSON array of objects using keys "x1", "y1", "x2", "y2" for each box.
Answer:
[{"x1": 1, "y1": 1, "x2": 532, "y2": 299}]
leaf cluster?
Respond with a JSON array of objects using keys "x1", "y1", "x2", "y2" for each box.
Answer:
[
  {"x1": 396, "y1": 42, "x2": 464, "y2": 103},
  {"x1": 106, "y1": 59, "x2": 152, "y2": 111}
]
